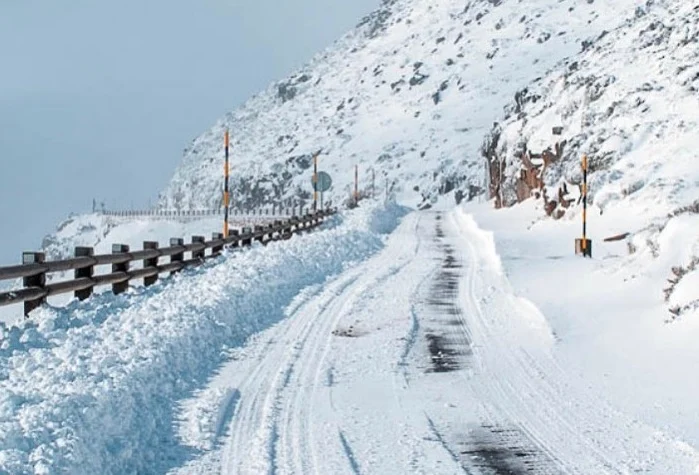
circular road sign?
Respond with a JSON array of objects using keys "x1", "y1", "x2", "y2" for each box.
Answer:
[{"x1": 313, "y1": 171, "x2": 332, "y2": 192}]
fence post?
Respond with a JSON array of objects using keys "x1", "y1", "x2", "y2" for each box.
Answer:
[
  {"x1": 112, "y1": 244, "x2": 130, "y2": 295},
  {"x1": 170, "y1": 238, "x2": 184, "y2": 275},
  {"x1": 229, "y1": 229, "x2": 240, "y2": 248},
  {"x1": 143, "y1": 241, "x2": 159, "y2": 287},
  {"x1": 254, "y1": 225, "x2": 264, "y2": 243},
  {"x1": 192, "y1": 236, "x2": 206, "y2": 260},
  {"x1": 274, "y1": 220, "x2": 283, "y2": 240},
  {"x1": 22, "y1": 252, "x2": 46, "y2": 316},
  {"x1": 212, "y1": 232, "x2": 224, "y2": 256},
  {"x1": 74, "y1": 246, "x2": 94, "y2": 301}
]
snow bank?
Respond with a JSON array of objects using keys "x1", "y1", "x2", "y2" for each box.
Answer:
[{"x1": 0, "y1": 203, "x2": 404, "y2": 475}]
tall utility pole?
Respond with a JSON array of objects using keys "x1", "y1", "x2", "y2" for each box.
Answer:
[
  {"x1": 223, "y1": 129, "x2": 230, "y2": 238},
  {"x1": 313, "y1": 153, "x2": 318, "y2": 212},
  {"x1": 354, "y1": 165, "x2": 359, "y2": 206}
]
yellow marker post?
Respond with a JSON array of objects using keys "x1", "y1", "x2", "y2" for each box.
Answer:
[
  {"x1": 575, "y1": 154, "x2": 592, "y2": 257},
  {"x1": 223, "y1": 130, "x2": 230, "y2": 238},
  {"x1": 313, "y1": 153, "x2": 318, "y2": 212}
]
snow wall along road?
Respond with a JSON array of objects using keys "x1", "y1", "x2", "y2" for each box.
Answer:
[{"x1": 0, "y1": 203, "x2": 407, "y2": 475}]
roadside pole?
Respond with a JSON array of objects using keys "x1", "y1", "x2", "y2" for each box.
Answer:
[
  {"x1": 575, "y1": 154, "x2": 592, "y2": 257},
  {"x1": 223, "y1": 129, "x2": 230, "y2": 238},
  {"x1": 313, "y1": 153, "x2": 318, "y2": 212}
]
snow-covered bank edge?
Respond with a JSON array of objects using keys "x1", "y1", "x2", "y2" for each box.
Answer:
[
  {"x1": 0, "y1": 203, "x2": 408, "y2": 475},
  {"x1": 462, "y1": 199, "x2": 699, "y2": 456}
]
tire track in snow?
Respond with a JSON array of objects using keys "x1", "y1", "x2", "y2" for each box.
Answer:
[
  {"x1": 224, "y1": 273, "x2": 362, "y2": 475},
  {"x1": 424, "y1": 413, "x2": 467, "y2": 473},
  {"x1": 405, "y1": 211, "x2": 559, "y2": 474},
  {"x1": 295, "y1": 214, "x2": 427, "y2": 474},
  {"x1": 222, "y1": 213, "x2": 426, "y2": 475},
  {"x1": 338, "y1": 430, "x2": 362, "y2": 475}
]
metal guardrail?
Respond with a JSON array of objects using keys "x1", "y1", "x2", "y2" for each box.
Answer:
[
  {"x1": 100, "y1": 205, "x2": 323, "y2": 220},
  {"x1": 0, "y1": 209, "x2": 335, "y2": 316}
]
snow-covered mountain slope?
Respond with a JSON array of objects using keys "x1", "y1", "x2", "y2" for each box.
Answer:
[
  {"x1": 484, "y1": 0, "x2": 699, "y2": 317},
  {"x1": 159, "y1": 0, "x2": 651, "y2": 211}
]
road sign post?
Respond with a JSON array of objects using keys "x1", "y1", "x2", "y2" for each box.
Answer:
[
  {"x1": 312, "y1": 171, "x2": 332, "y2": 210},
  {"x1": 575, "y1": 154, "x2": 592, "y2": 258},
  {"x1": 312, "y1": 153, "x2": 319, "y2": 212}
]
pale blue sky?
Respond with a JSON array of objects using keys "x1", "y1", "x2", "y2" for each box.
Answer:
[{"x1": 0, "y1": 0, "x2": 378, "y2": 263}]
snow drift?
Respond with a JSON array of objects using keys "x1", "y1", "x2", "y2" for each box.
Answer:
[{"x1": 0, "y1": 203, "x2": 406, "y2": 474}]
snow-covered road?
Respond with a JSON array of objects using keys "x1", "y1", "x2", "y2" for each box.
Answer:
[{"x1": 173, "y1": 209, "x2": 699, "y2": 474}]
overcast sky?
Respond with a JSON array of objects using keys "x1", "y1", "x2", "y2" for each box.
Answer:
[{"x1": 0, "y1": 0, "x2": 379, "y2": 264}]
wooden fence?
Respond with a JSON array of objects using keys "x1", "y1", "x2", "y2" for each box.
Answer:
[{"x1": 0, "y1": 209, "x2": 334, "y2": 317}]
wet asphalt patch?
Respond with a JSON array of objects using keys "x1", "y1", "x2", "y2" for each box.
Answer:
[
  {"x1": 423, "y1": 213, "x2": 556, "y2": 473},
  {"x1": 425, "y1": 333, "x2": 461, "y2": 373},
  {"x1": 458, "y1": 425, "x2": 558, "y2": 474},
  {"x1": 422, "y1": 214, "x2": 470, "y2": 373}
]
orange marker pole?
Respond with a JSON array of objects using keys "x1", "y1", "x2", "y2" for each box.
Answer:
[
  {"x1": 223, "y1": 130, "x2": 230, "y2": 238},
  {"x1": 582, "y1": 154, "x2": 588, "y2": 255},
  {"x1": 313, "y1": 153, "x2": 318, "y2": 212}
]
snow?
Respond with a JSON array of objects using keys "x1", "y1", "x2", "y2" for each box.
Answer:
[
  {"x1": 1, "y1": 0, "x2": 696, "y2": 472},
  {"x1": 466, "y1": 198, "x2": 699, "y2": 464},
  {"x1": 158, "y1": 0, "x2": 650, "y2": 211},
  {"x1": 487, "y1": 0, "x2": 699, "y2": 316},
  {"x1": 0, "y1": 202, "x2": 407, "y2": 474},
  {"x1": 0, "y1": 213, "x2": 305, "y2": 325},
  {"x1": 166, "y1": 207, "x2": 699, "y2": 474}
]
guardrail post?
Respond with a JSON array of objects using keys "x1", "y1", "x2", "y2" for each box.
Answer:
[
  {"x1": 22, "y1": 252, "x2": 46, "y2": 315},
  {"x1": 192, "y1": 236, "x2": 206, "y2": 260},
  {"x1": 229, "y1": 229, "x2": 240, "y2": 248},
  {"x1": 143, "y1": 241, "x2": 159, "y2": 287},
  {"x1": 74, "y1": 246, "x2": 94, "y2": 301},
  {"x1": 254, "y1": 226, "x2": 264, "y2": 243},
  {"x1": 273, "y1": 220, "x2": 283, "y2": 240},
  {"x1": 112, "y1": 244, "x2": 130, "y2": 295},
  {"x1": 212, "y1": 233, "x2": 224, "y2": 256},
  {"x1": 170, "y1": 238, "x2": 184, "y2": 275},
  {"x1": 242, "y1": 229, "x2": 252, "y2": 247}
]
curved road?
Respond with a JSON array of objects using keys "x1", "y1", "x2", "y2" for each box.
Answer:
[{"x1": 172, "y1": 209, "x2": 699, "y2": 474}]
